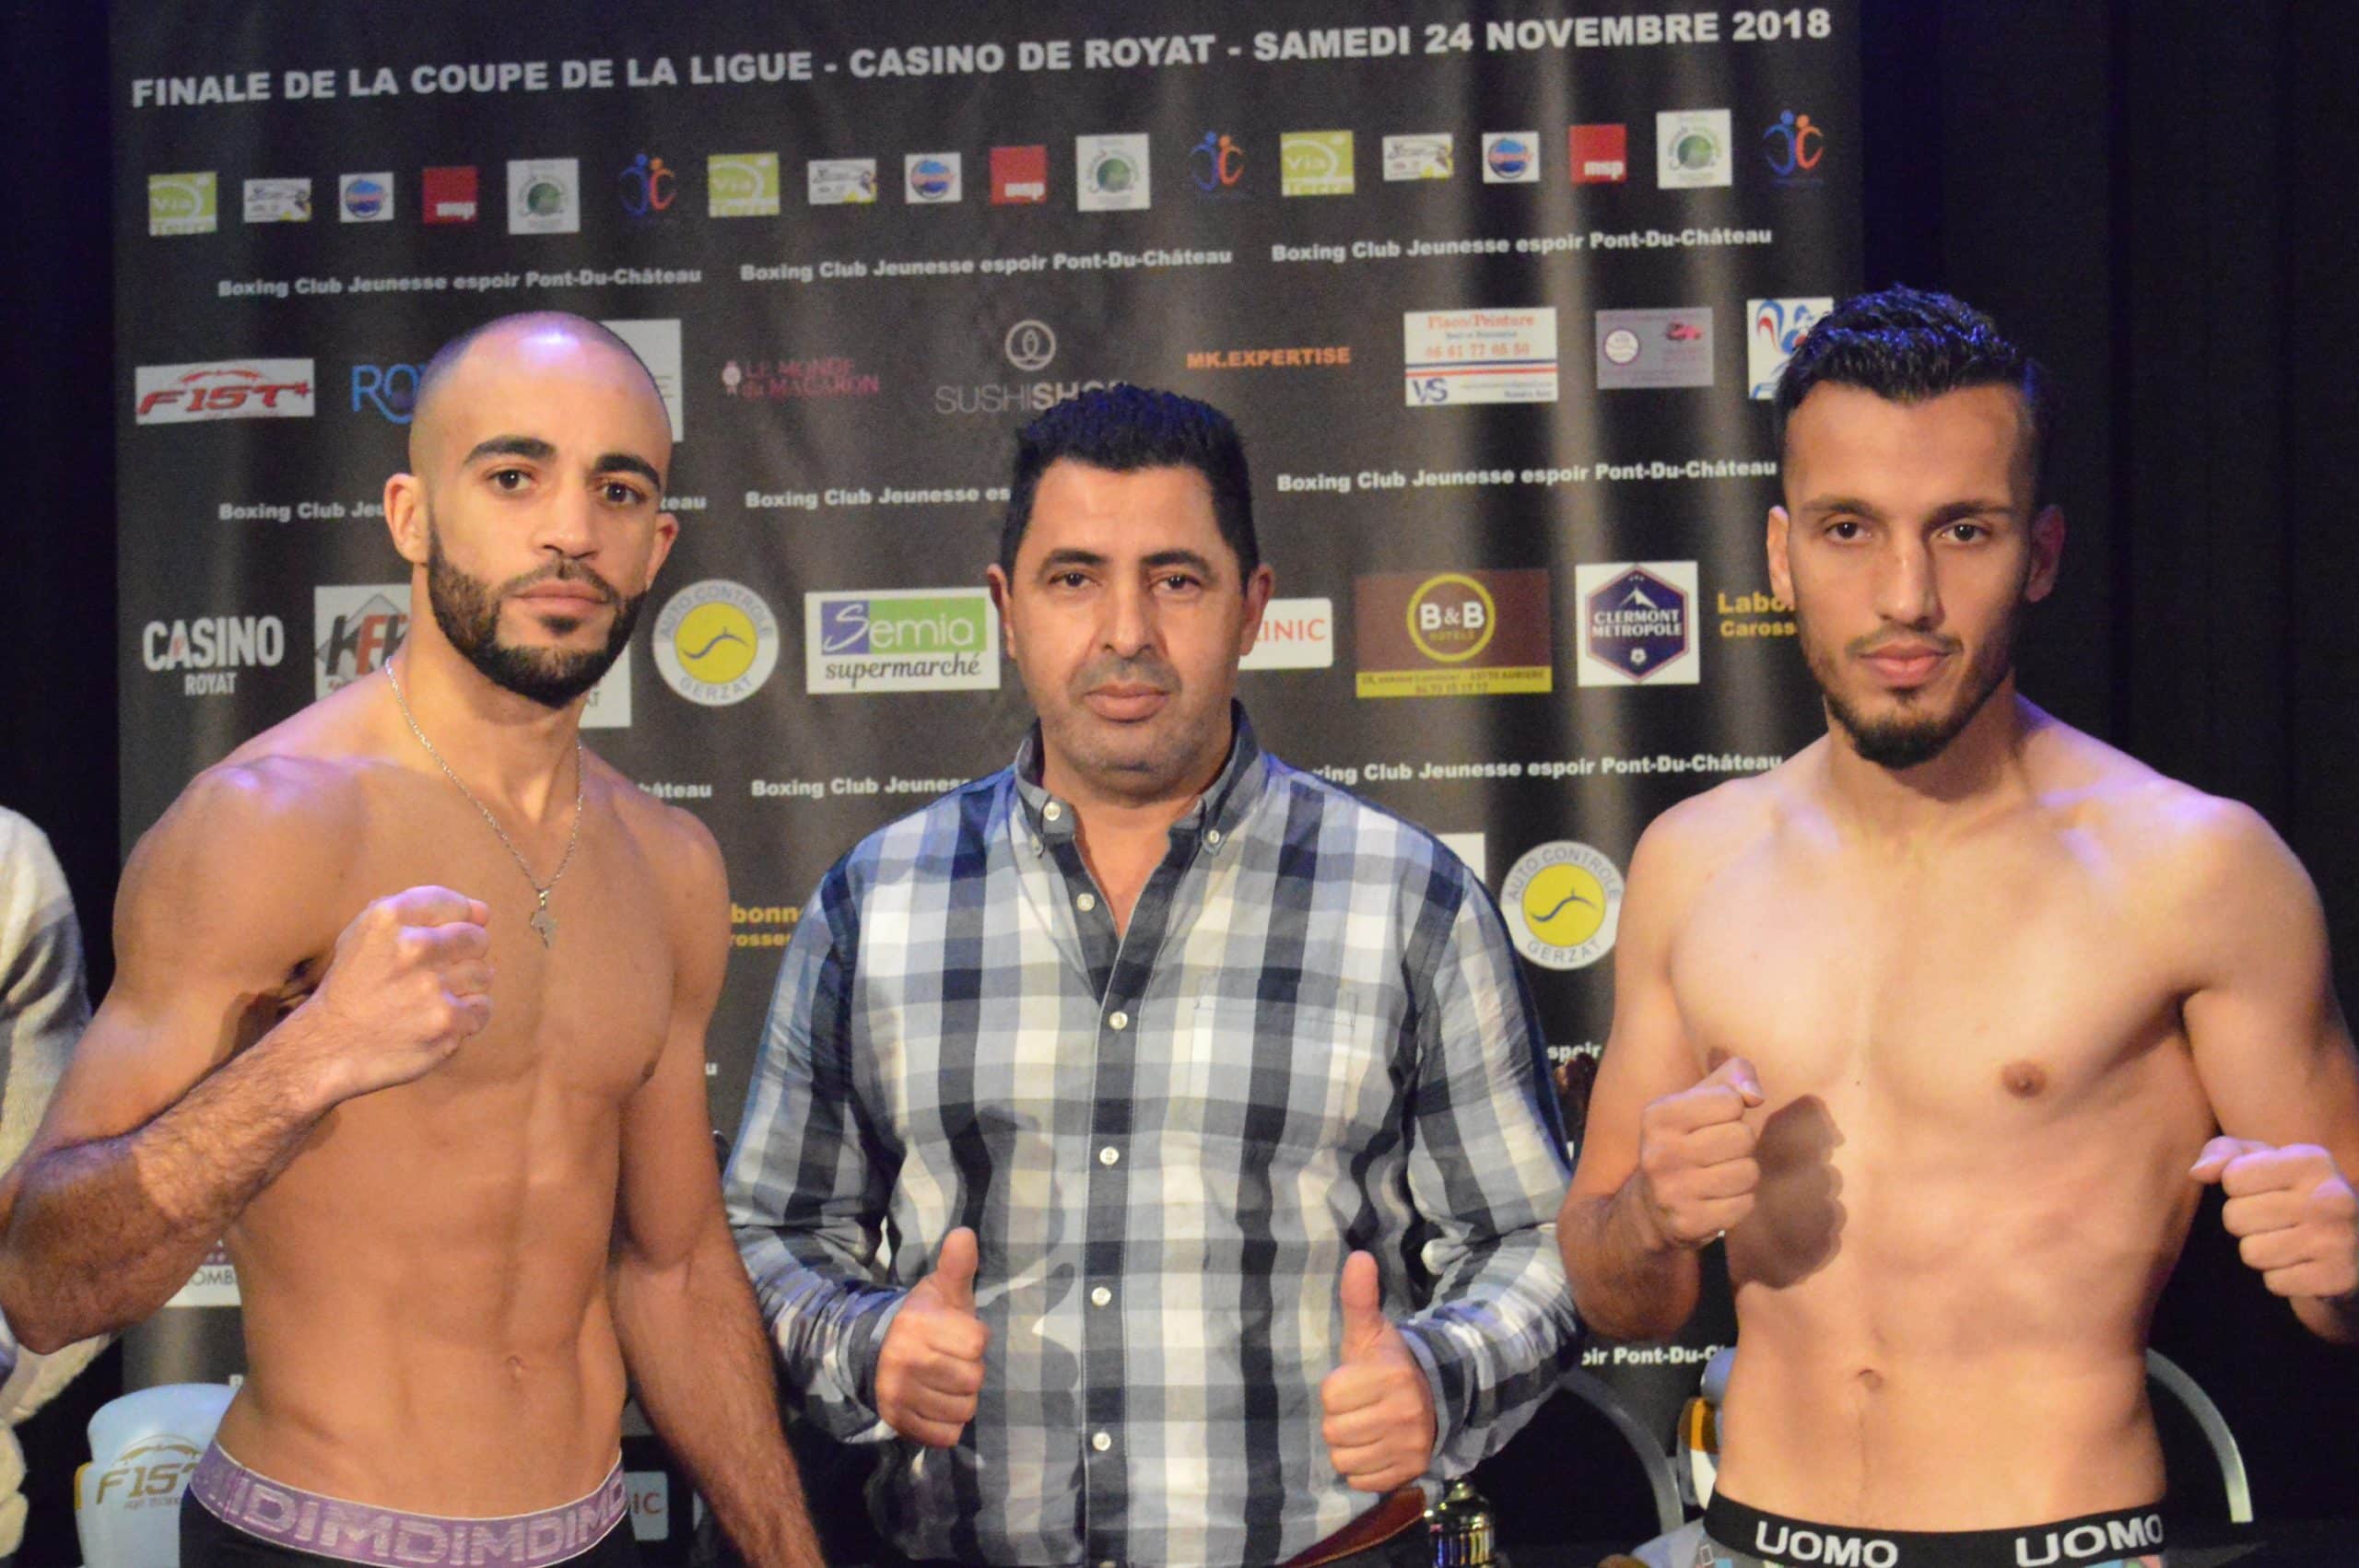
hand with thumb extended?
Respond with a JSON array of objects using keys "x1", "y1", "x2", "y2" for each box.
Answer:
[
  {"x1": 1319, "y1": 1250, "x2": 1437, "y2": 1492},
  {"x1": 2191, "y1": 1136, "x2": 2359, "y2": 1302},
  {"x1": 874, "y1": 1226, "x2": 989, "y2": 1447}
]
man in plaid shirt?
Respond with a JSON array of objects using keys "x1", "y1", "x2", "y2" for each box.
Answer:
[{"x1": 727, "y1": 386, "x2": 1579, "y2": 1567}]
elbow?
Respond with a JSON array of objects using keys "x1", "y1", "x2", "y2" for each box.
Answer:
[{"x1": 0, "y1": 1259, "x2": 79, "y2": 1357}]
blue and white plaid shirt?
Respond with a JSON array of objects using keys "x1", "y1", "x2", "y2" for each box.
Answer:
[{"x1": 726, "y1": 710, "x2": 1579, "y2": 1566}]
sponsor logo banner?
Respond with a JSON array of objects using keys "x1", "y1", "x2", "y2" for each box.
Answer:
[
  {"x1": 142, "y1": 614, "x2": 286, "y2": 698},
  {"x1": 709, "y1": 152, "x2": 780, "y2": 216},
  {"x1": 1483, "y1": 132, "x2": 1540, "y2": 183},
  {"x1": 1281, "y1": 131, "x2": 1354, "y2": 196},
  {"x1": 508, "y1": 158, "x2": 581, "y2": 233},
  {"x1": 653, "y1": 579, "x2": 780, "y2": 706},
  {"x1": 79, "y1": 1433, "x2": 207, "y2": 1508},
  {"x1": 1076, "y1": 134, "x2": 1150, "y2": 210},
  {"x1": 1503, "y1": 841, "x2": 1625, "y2": 970},
  {"x1": 1569, "y1": 124, "x2": 1628, "y2": 184},
  {"x1": 1595, "y1": 307, "x2": 1715, "y2": 390},
  {"x1": 601, "y1": 319, "x2": 685, "y2": 440},
  {"x1": 1404, "y1": 308, "x2": 1558, "y2": 406},
  {"x1": 805, "y1": 588, "x2": 999, "y2": 693},
  {"x1": 1576, "y1": 562, "x2": 1700, "y2": 685},
  {"x1": 313, "y1": 585, "x2": 409, "y2": 697},
  {"x1": 626, "y1": 1472, "x2": 670, "y2": 1543},
  {"x1": 616, "y1": 153, "x2": 679, "y2": 219},
  {"x1": 1747, "y1": 297, "x2": 1834, "y2": 399},
  {"x1": 1383, "y1": 134, "x2": 1453, "y2": 181},
  {"x1": 1188, "y1": 132, "x2": 1247, "y2": 196},
  {"x1": 905, "y1": 152, "x2": 962, "y2": 203},
  {"x1": 351, "y1": 362, "x2": 422, "y2": 424},
  {"x1": 992, "y1": 145, "x2": 1049, "y2": 205},
  {"x1": 723, "y1": 356, "x2": 881, "y2": 401},
  {"x1": 1239, "y1": 597, "x2": 1334, "y2": 671},
  {"x1": 421, "y1": 165, "x2": 478, "y2": 225},
  {"x1": 1657, "y1": 110, "x2": 1733, "y2": 187},
  {"x1": 339, "y1": 171, "x2": 393, "y2": 222},
  {"x1": 808, "y1": 158, "x2": 878, "y2": 205},
  {"x1": 1355, "y1": 569, "x2": 1553, "y2": 697},
  {"x1": 242, "y1": 178, "x2": 311, "y2": 223},
  {"x1": 581, "y1": 645, "x2": 632, "y2": 729},
  {"x1": 1762, "y1": 111, "x2": 1827, "y2": 183},
  {"x1": 135, "y1": 360, "x2": 315, "y2": 424},
  {"x1": 148, "y1": 171, "x2": 217, "y2": 236}
]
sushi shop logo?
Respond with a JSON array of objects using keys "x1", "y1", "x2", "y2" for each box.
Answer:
[
  {"x1": 1502, "y1": 841, "x2": 1624, "y2": 970},
  {"x1": 653, "y1": 579, "x2": 780, "y2": 706}
]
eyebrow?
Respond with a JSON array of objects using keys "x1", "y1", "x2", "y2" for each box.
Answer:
[
  {"x1": 460, "y1": 435, "x2": 663, "y2": 489},
  {"x1": 1799, "y1": 495, "x2": 2013, "y2": 522}
]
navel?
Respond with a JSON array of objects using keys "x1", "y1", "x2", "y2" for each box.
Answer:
[{"x1": 2001, "y1": 1059, "x2": 2049, "y2": 1098}]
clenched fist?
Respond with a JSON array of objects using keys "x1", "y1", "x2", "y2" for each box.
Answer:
[
  {"x1": 875, "y1": 1227, "x2": 989, "y2": 1447},
  {"x1": 1320, "y1": 1251, "x2": 1436, "y2": 1492},
  {"x1": 289, "y1": 885, "x2": 493, "y2": 1104},
  {"x1": 2192, "y1": 1137, "x2": 2359, "y2": 1302},
  {"x1": 1632, "y1": 1057, "x2": 1765, "y2": 1250}
]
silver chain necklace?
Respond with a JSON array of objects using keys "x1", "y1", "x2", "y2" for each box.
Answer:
[{"x1": 383, "y1": 662, "x2": 584, "y2": 948}]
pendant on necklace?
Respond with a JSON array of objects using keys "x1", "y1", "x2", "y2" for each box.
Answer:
[{"x1": 531, "y1": 904, "x2": 557, "y2": 947}]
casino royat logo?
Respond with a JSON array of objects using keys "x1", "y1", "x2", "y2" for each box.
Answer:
[
  {"x1": 653, "y1": 579, "x2": 780, "y2": 706},
  {"x1": 1502, "y1": 841, "x2": 1625, "y2": 970}
]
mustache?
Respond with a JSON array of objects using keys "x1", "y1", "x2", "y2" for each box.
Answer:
[
  {"x1": 1070, "y1": 653, "x2": 1179, "y2": 694},
  {"x1": 1847, "y1": 628, "x2": 1961, "y2": 657},
  {"x1": 499, "y1": 557, "x2": 620, "y2": 604}
]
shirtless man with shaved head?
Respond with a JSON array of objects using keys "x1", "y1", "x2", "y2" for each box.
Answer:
[
  {"x1": 0, "y1": 313, "x2": 822, "y2": 1567},
  {"x1": 1561, "y1": 288, "x2": 2359, "y2": 1568}
]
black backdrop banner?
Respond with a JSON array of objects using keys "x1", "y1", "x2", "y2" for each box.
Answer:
[{"x1": 111, "y1": 1, "x2": 1857, "y2": 1550}]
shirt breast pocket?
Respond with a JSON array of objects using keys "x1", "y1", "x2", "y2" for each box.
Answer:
[{"x1": 1167, "y1": 991, "x2": 1398, "y2": 1150}]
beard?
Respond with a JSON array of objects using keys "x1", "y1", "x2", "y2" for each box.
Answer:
[
  {"x1": 426, "y1": 527, "x2": 644, "y2": 709},
  {"x1": 1801, "y1": 604, "x2": 2021, "y2": 771}
]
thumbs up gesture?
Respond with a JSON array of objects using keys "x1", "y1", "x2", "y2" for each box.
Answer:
[
  {"x1": 2191, "y1": 1138, "x2": 2359, "y2": 1302},
  {"x1": 875, "y1": 1227, "x2": 990, "y2": 1447},
  {"x1": 1319, "y1": 1251, "x2": 1437, "y2": 1492}
]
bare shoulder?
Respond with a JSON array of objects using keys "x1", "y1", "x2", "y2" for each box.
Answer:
[
  {"x1": 589, "y1": 755, "x2": 728, "y2": 932},
  {"x1": 2024, "y1": 713, "x2": 2313, "y2": 910},
  {"x1": 1630, "y1": 745, "x2": 1811, "y2": 889}
]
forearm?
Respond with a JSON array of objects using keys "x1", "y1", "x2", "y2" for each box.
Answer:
[
  {"x1": 734, "y1": 1223, "x2": 905, "y2": 1441},
  {"x1": 0, "y1": 1013, "x2": 333, "y2": 1351},
  {"x1": 1559, "y1": 1185, "x2": 1701, "y2": 1343},
  {"x1": 614, "y1": 1224, "x2": 824, "y2": 1568},
  {"x1": 1397, "y1": 1220, "x2": 1581, "y2": 1471}
]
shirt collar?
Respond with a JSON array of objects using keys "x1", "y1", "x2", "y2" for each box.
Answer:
[{"x1": 1011, "y1": 701, "x2": 1268, "y2": 850}]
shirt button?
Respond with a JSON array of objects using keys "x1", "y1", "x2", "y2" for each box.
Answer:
[
  {"x1": 1206, "y1": 828, "x2": 1224, "y2": 847},
  {"x1": 1045, "y1": 802, "x2": 1064, "y2": 822},
  {"x1": 1097, "y1": 1145, "x2": 1120, "y2": 1166},
  {"x1": 1091, "y1": 1285, "x2": 1112, "y2": 1307},
  {"x1": 1108, "y1": 1010, "x2": 1130, "y2": 1031},
  {"x1": 1077, "y1": 892, "x2": 1097, "y2": 912},
  {"x1": 1092, "y1": 1431, "x2": 1113, "y2": 1453}
]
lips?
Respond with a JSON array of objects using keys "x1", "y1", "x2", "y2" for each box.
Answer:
[
  {"x1": 1085, "y1": 685, "x2": 1169, "y2": 721},
  {"x1": 1859, "y1": 644, "x2": 1948, "y2": 688},
  {"x1": 512, "y1": 584, "x2": 609, "y2": 613}
]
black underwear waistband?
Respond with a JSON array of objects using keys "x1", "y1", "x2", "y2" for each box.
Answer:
[{"x1": 1704, "y1": 1492, "x2": 2166, "y2": 1568}]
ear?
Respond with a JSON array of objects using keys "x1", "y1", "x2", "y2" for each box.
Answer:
[
  {"x1": 2025, "y1": 505, "x2": 2066, "y2": 603},
  {"x1": 986, "y1": 565, "x2": 1015, "y2": 661},
  {"x1": 1766, "y1": 506, "x2": 1795, "y2": 607},
  {"x1": 641, "y1": 511, "x2": 681, "y2": 587},
  {"x1": 1237, "y1": 562, "x2": 1276, "y2": 658},
  {"x1": 384, "y1": 473, "x2": 429, "y2": 568}
]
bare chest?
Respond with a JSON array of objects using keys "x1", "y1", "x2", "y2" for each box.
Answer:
[
  {"x1": 311, "y1": 810, "x2": 674, "y2": 1108},
  {"x1": 1669, "y1": 830, "x2": 2188, "y2": 1123}
]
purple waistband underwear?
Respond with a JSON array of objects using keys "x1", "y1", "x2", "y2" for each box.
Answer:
[{"x1": 188, "y1": 1442, "x2": 628, "y2": 1567}]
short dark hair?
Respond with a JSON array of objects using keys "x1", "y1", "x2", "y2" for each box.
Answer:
[
  {"x1": 1000, "y1": 384, "x2": 1257, "y2": 585},
  {"x1": 1774, "y1": 286, "x2": 2058, "y2": 507}
]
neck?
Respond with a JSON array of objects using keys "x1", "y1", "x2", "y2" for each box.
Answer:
[
  {"x1": 1040, "y1": 728, "x2": 1234, "y2": 851},
  {"x1": 386, "y1": 633, "x2": 582, "y2": 821},
  {"x1": 1819, "y1": 685, "x2": 2046, "y2": 838}
]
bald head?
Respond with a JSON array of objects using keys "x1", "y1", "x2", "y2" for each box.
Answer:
[{"x1": 408, "y1": 311, "x2": 668, "y2": 473}]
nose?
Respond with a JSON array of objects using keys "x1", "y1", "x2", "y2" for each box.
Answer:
[
  {"x1": 1099, "y1": 576, "x2": 1155, "y2": 658},
  {"x1": 1872, "y1": 534, "x2": 1941, "y2": 628},
  {"x1": 532, "y1": 484, "x2": 597, "y2": 560}
]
